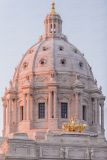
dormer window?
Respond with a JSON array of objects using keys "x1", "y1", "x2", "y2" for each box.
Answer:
[
  {"x1": 60, "y1": 58, "x2": 66, "y2": 65},
  {"x1": 23, "y1": 62, "x2": 28, "y2": 68},
  {"x1": 42, "y1": 46, "x2": 47, "y2": 51},
  {"x1": 39, "y1": 58, "x2": 46, "y2": 66},
  {"x1": 79, "y1": 61, "x2": 83, "y2": 68},
  {"x1": 58, "y1": 46, "x2": 64, "y2": 51}
]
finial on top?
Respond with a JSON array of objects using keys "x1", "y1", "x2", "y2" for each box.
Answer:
[{"x1": 50, "y1": 2, "x2": 57, "y2": 15}]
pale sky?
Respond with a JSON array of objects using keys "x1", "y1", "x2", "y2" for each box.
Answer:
[{"x1": 0, "y1": 0, "x2": 107, "y2": 138}]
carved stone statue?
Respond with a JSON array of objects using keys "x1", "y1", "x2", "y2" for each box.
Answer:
[
  {"x1": 85, "y1": 148, "x2": 89, "y2": 158},
  {"x1": 40, "y1": 146, "x2": 42, "y2": 157},
  {"x1": 94, "y1": 79, "x2": 97, "y2": 85},
  {"x1": 90, "y1": 148, "x2": 94, "y2": 159},
  {"x1": 99, "y1": 86, "x2": 102, "y2": 93},
  {"x1": 60, "y1": 146, "x2": 64, "y2": 158},
  {"x1": 9, "y1": 80, "x2": 12, "y2": 86},
  {"x1": 65, "y1": 147, "x2": 69, "y2": 158}
]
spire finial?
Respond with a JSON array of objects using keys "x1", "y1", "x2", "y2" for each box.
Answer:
[{"x1": 50, "y1": 2, "x2": 56, "y2": 15}]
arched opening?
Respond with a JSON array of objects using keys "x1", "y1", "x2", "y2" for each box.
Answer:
[
  {"x1": 54, "y1": 24, "x2": 56, "y2": 33},
  {"x1": 51, "y1": 24, "x2": 52, "y2": 33},
  {"x1": 20, "y1": 106, "x2": 23, "y2": 121},
  {"x1": 83, "y1": 105, "x2": 86, "y2": 121},
  {"x1": 99, "y1": 104, "x2": 101, "y2": 125}
]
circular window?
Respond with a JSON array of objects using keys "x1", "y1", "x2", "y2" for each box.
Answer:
[
  {"x1": 39, "y1": 58, "x2": 46, "y2": 65},
  {"x1": 60, "y1": 58, "x2": 66, "y2": 65},
  {"x1": 23, "y1": 62, "x2": 27, "y2": 68}
]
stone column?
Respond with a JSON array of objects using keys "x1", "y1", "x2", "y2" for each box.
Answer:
[
  {"x1": 80, "y1": 93, "x2": 83, "y2": 120},
  {"x1": 31, "y1": 95, "x2": 34, "y2": 121},
  {"x1": 13, "y1": 99, "x2": 15, "y2": 124},
  {"x1": 56, "y1": 20, "x2": 58, "y2": 33},
  {"x1": 92, "y1": 101, "x2": 95, "y2": 124},
  {"x1": 48, "y1": 19, "x2": 50, "y2": 33},
  {"x1": 52, "y1": 19, "x2": 54, "y2": 33},
  {"x1": 44, "y1": 21, "x2": 47, "y2": 34},
  {"x1": 60, "y1": 21, "x2": 62, "y2": 34},
  {"x1": 18, "y1": 104, "x2": 20, "y2": 123},
  {"x1": 86, "y1": 105, "x2": 89, "y2": 122},
  {"x1": 23, "y1": 93, "x2": 26, "y2": 120},
  {"x1": 97, "y1": 99, "x2": 99, "y2": 124},
  {"x1": 7, "y1": 100, "x2": 9, "y2": 125},
  {"x1": 54, "y1": 91, "x2": 57, "y2": 118},
  {"x1": 3, "y1": 105, "x2": 6, "y2": 130},
  {"x1": 101, "y1": 104, "x2": 104, "y2": 131},
  {"x1": 48, "y1": 91, "x2": 52, "y2": 118},
  {"x1": 9, "y1": 98, "x2": 12, "y2": 125},
  {"x1": 95, "y1": 98, "x2": 98, "y2": 124},
  {"x1": 75, "y1": 93, "x2": 79, "y2": 119},
  {"x1": 15, "y1": 98, "x2": 18, "y2": 125},
  {"x1": 27, "y1": 93, "x2": 30, "y2": 120}
]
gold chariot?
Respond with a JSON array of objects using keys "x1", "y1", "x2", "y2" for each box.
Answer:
[{"x1": 62, "y1": 113, "x2": 87, "y2": 133}]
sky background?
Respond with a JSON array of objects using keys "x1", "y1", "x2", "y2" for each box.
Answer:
[{"x1": 0, "y1": 0, "x2": 107, "y2": 138}]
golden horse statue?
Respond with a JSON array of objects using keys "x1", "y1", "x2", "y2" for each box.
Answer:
[{"x1": 62, "y1": 114, "x2": 87, "y2": 133}]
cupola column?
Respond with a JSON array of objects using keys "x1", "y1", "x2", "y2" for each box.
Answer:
[
  {"x1": 52, "y1": 19, "x2": 54, "y2": 33},
  {"x1": 3, "y1": 105, "x2": 6, "y2": 130},
  {"x1": 48, "y1": 18, "x2": 50, "y2": 33},
  {"x1": 12, "y1": 99, "x2": 15, "y2": 124},
  {"x1": 56, "y1": 20, "x2": 58, "y2": 33}
]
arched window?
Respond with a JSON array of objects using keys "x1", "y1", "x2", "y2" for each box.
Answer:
[
  {"x1": 51, "y1": 24, "x2": 52, "y2": 33},
  {"x1": 39, "y1": 103, "x2": 45, "y2": 119},
  {"x1": 20, "y1": 106, "x2": 23, "y2": 121},
  {"x1": 61, "y1": 103, "x2": 67, "y2": 118},
  {"x1": 54, "y1": 24, "x2": 56, "y2": 33},
  {"x1": 83, "y1": 105, "x2": 86, "y2": 121}
]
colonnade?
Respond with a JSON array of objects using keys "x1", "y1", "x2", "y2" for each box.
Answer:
[
  {"x1": 3, "y1": 98, "x2": 17, "y2": 130},
  {"x1": 2, "y1": 93, "x2": 105, "y2": 135},
  {"x1": 3, "y1": 93, "x2": 34, "y2": 133}
]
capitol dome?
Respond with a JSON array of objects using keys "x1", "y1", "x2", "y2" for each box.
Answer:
[{"x1": 1, "y1": 2, "x2": 105, "y2": 139}]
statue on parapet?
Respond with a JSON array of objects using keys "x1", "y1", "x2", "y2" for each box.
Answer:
[{"x1": 62, "y1": 113, "x2": 87, "y2": 133}]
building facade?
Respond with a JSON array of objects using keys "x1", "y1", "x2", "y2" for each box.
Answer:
[{"x1": 0, "y1": 2, "x2": 107, "y2": 160}]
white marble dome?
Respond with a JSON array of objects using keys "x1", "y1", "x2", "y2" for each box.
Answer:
[{"x1": 13, "y1": 35, "x2": 94, "y2": 90}]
